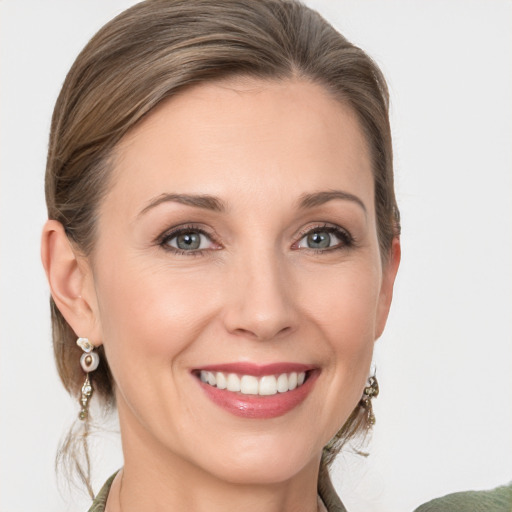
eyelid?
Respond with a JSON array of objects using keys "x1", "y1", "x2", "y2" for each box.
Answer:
[
  {"x1": 156, "y1": 223, "x2": 221, "y2": 254},
  {"x1": 155, "y1": 221, "x2": 354, "y2": 255},
  {"x1": 292, "y1": 223, "x2": 354, "y2": 250}
]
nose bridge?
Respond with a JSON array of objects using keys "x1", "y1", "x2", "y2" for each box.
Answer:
[{"x1": 223, "y1": 240, "x2": 297, "y2": 341}]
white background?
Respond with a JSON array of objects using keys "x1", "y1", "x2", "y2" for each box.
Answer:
[{"x1": 1, "y1": 1, "x2": 511, "y2": 511}]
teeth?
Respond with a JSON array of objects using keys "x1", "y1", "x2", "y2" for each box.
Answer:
[
  {"x1": 199, "y1": 371, "x2": 307, "y2": 396},
  {"x1": 240, "y1": 375, "x2": 259, "y2": 394},
  {"x1": 226, "y1": 373, "x2": 241, "y2": 392},
  {"x1": 277, "y1": 373, "x2": 289, "y2": 393},
  {"x1": 259, "y1": 375, "x2": 277, "y2": 396},
  {"x1": 216, "y1": 372, "x2": 227, "y2": 390}
]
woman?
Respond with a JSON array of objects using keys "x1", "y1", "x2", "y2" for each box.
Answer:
[{"x1": 38, "y1": 1, "x2": 510, "y2": 511}]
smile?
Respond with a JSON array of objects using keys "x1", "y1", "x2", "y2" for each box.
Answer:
[
  {"x1": 193, "y1": 363, "x2": 318, "y2": 419},
  {"x1": 199, "y1": 370, "x2": 307, "y2": 396}
]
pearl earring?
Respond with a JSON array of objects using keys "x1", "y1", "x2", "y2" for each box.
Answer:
[{"x1": 76, "y1": 337, "x2": 100, "y2": 420}]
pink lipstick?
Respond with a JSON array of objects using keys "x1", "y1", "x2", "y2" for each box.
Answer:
[{"x1": 193, "y1": 362, "x2": 319, "y2": 419}]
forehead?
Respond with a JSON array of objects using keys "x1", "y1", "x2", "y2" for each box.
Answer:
[{"x1": 107, "y1": 78, "x2": 374, "y2": 218}]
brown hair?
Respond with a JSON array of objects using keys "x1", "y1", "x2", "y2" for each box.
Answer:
[{"x1": 46, "y1": 0, "x2": 400, "y2": 494}]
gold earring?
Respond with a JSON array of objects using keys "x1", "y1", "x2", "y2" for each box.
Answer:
[
  {"x1": 76, "y1": 337, "x2": 100, "y2": 420},
  {"x1": 360, "y1": 374, "x2": 379, "y2": 426}
]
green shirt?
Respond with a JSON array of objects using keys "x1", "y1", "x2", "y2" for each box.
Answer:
[
  {"x1": 87, "y1": 472, "x2": 512, "y2": 512},
  {"x1": 413, "y1": 483, "x2": 512, "y2": 512},
  {"x1": 87, "y1": 470, "x2": 348, "y2": 512}
]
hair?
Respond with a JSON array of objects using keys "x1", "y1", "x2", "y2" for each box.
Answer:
[{"x1": 46, "y1": 0, "x2": 400, "y2": 496}]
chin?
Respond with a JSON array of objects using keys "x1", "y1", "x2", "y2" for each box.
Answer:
[
  {"x1": 205, "y1": 457, "x2": 315, "y2": 486},
  {"x1": 185, "y1": 432, "x2": 322, "y2": 486}
]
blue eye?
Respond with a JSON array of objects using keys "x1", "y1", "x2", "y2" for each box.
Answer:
[{"x1": 296, "y1": 226, "x2": 351, "y2": 251}]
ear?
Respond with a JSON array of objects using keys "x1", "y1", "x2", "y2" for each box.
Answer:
[
  {"x1": 41, "y1": 220, "x2": 102, "y2": 345},
  {"x1": 375, "y1": 237, "x2": 401, "y2": 339}
]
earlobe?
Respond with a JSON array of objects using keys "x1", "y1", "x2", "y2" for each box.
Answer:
[
  {"x1": 41, "y1": 220, "x2": 102, "y2": 344},
  {"x1": 375, "y1": 237, "x2": 401, "y2": 339}
]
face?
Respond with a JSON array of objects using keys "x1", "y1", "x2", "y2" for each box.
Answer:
[{"x1": 84, "y1": 78, "x2": 397, "y2": 485}]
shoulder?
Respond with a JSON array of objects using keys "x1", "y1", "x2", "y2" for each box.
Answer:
[
  {"x1": 87, "y1": 472, "x2": 118, "y2": 512},
  {"x1": 414, "y1": 483, "x2": 512, "y2": 512}
]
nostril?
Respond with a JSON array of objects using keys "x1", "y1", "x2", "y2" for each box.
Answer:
[{"x1": 232, "y1": 324, "x2": 293, "y2": 341}]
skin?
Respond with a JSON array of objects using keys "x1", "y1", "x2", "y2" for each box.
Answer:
[{"x1": 42, "y1": 78, "x2": 400, "y2": 512}]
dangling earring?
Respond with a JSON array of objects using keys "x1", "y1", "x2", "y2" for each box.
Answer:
[
  {"x1": 76, "y1": 337, "x2": 100, "y2": 420},
  {"x1": 360, "y1": 374, "x2": 379, "y2": 426}
]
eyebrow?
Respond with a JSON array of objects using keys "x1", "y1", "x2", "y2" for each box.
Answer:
[
  {"x1": 138, "y1": 189, "x2": 366, "y2": 218},
  {"x1": 138, "y1": 193, "x2": 226, "y2": 217},
  {"x1": 298, "y1": 190, "x2": 367, "y2": 214}
]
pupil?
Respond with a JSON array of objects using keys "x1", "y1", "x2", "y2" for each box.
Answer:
[
  {"x1": 308, "y1": 231, "x2": 330, "y2": 249},
  {"x1": 177, "y1": 232, "x2": 200, "y2": 250}
]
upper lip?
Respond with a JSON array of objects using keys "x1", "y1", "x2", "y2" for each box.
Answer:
[{"x1": 193, "y1": 362, "x2": 316, "y2": 376}]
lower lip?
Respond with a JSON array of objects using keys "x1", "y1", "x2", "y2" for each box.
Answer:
[{"x1": 196, "y1": 371, "x2": 319, "y2": 419}]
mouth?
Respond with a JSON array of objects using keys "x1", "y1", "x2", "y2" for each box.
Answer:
[
  {"x1": 197, "y1": 370, "x2": 308, "y2": 396},
  {"x1": 192, "y1": 363, "x2": 318, "y2": 419}
]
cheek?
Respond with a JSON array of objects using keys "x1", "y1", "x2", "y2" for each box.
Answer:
[
  {"x1": 297, "y1": 262, "x2": 381, "y2": 419},
  {"x1": 300, "y1": 261, "x2": 382, "y2": 347},
  {"x1": 93, "y1": 257, "x2": 222, "y2": 380}
]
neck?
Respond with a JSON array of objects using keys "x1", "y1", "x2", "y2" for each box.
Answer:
[{"x1": 109, "y1": 405, "x2": 322, "y2": 512}]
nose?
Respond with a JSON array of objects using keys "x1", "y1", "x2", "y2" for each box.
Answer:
[{"x1": 222, "y1": 249, "x2": 298, "y2": 341}]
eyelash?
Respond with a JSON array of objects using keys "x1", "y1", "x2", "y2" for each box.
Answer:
[
  {"x1": 157, "y1": 223, "x2": 354, "y2": 256},
  {"x1": 294, "y1": 224, "x2": 354, "y2": 253},
  {"x1": 158, "y1": 224, "x2": 216, "y2": 257}
]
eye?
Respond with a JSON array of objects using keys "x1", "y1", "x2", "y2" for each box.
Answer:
[
  {"x1": 161, "y1": 227, "x2": 217, "y2": 253},
  {"x1": 296, "y1": 226, "x2": 352, "y2": 251}
]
